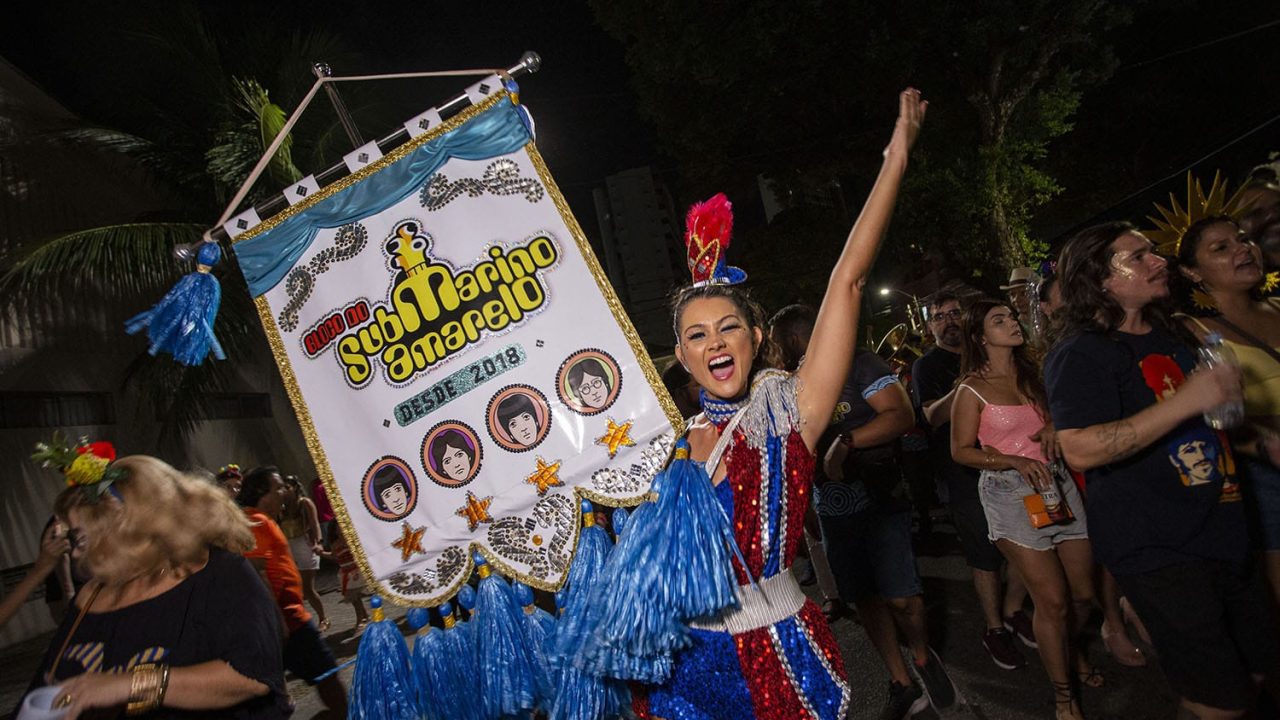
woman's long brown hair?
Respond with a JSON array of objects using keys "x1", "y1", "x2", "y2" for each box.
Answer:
[{"x1": 959, "y1": 298, "x2": 1049, "y2": 417}]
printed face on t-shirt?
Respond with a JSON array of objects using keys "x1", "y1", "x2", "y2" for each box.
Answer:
[{"x1": 1171, "y1": 439, "x2": 1219, "y2": 486}]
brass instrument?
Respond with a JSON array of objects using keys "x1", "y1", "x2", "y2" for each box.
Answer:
[{"x1": 875, "y1": 323, "x2": 924, "y2": 373}]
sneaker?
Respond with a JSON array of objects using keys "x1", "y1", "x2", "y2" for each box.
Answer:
[
  {"x1": 878, "y1": 680, "x2": 928, "y2": 720},
  {"x1": 908, "y1": 647, "x2": 958, "y2": 711},
  {"x1": 982, "y1": 628, "x2": 1026, "y2": 670},
  {"x1": 1004, "y1": 609, "x2": 1038, "y2": 649}
]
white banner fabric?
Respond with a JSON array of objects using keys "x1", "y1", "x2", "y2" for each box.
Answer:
[{"x1": 234, "y1": 94, "x2": 678, "y2": 606}]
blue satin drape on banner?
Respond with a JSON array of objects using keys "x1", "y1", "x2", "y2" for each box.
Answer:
[{"x1": 234, "y1": 97, "x2": 533, "y2": 297}]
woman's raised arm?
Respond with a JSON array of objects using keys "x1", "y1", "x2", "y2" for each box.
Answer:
[{"x1": 797, "y1": 88, "x2": 926, "y2": 448}]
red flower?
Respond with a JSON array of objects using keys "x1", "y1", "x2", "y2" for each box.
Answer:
[{"x1": 77, "y1": 441, "x2": 116, "y2": 462}]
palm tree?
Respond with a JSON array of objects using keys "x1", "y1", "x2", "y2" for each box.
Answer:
[{"x1": 0, "y1": 2, "x2": 366, "y2": 444}]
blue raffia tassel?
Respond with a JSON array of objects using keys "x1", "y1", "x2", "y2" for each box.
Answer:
[
  {"x1": 513, "y1": 581, "x2": 557, "y2": 712},
  {"x1": 472, "y1": 553, "x2": 537, "y2": 718},
  {"x1": 547, "y1": 501, "x2": 632, "y2": 720},
  {"x1": 409, "y1": 604, "x2": 478, "y2": 720},
  {"x1": 348, "y1": 596, "x2": 421, "y2": 720},
  {"x1": 610, "y1": 507, "x2": 629, "y2": 539},
  {"x1": 572, "y1": 439, "x2": 743, "y2": 684},
  {"x1": 125, "y1": 241, "x2": 226, "y2": 365}
]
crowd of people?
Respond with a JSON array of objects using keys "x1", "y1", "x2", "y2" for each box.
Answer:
[
  {"x1": 653, "y1": 176, "x2": 1280, "y2": 720},
  {"x1": 6, "y1": 85, "x2": 1280, "y2": 720}
]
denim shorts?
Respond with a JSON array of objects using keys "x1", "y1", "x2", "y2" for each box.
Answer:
[
  {"x1": 819, "y1": 506, "x2": 922, "y2": 601},
  {"x1": 978, "y1": 466, "x2": 1088, "y2": 551}
]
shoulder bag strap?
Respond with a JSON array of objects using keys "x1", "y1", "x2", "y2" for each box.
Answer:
[
  {"x1": 1211, "y1": 314, "x2": 1280, "y2": 367},
  {"x1": 44, "y1": 583, "x2": 102, "y2": 683}
]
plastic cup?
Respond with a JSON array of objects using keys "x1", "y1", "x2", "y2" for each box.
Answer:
[{"x1": 17, "y1": 686, "x2": 69, "y2": 720}]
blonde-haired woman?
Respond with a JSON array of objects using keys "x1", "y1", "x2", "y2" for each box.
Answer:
[{"x1": 29, "y1": 454, "x2": 290, "y2": 719}]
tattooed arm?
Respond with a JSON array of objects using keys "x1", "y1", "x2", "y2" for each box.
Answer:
[{"x1": 1058, "y1": 362, "x2": 1242, "y2": 471}]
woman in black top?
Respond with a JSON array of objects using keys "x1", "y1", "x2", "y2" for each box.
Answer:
[{"x1": 28, "y1": 455, "x2": 290, "y2": 719}]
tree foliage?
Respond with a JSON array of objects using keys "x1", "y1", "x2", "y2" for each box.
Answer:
[
  {"x1": 0, "y1": 2, "x2": 359, "y2": 444},
  {"x1": 590, "y1": 0, "x2": 1135, "y2": 288}
]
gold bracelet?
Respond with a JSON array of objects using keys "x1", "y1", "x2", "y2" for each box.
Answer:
[{"x1": 126, "y1": 663, "x2": 167, "y2": 716}]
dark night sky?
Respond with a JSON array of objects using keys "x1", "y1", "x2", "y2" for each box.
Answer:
[
  {"x1": 0, "y1": 1, "x2": 664, "y2": 237},
  {"x1": 1, "y1": 1, "x2": 1278, "y2": 255}
]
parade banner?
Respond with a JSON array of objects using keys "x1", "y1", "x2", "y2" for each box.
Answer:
[{"x1": 230, "y1": 83, "x2": 679, "y2": 606}]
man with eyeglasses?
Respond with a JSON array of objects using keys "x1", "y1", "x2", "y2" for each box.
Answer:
[{"x1": 911, "y1": 291, "x2": 1032, "y2": 672}]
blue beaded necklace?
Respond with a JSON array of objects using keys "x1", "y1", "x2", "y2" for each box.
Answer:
[{"x1": 699, "y1": 388, "x2": 749, "y2": 429}]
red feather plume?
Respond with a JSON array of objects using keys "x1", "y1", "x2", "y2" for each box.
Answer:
[{"x1": 684, "y1": 193, "x2": 734, "y2": 285}]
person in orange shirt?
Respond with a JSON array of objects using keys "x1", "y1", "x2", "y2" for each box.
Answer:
[{"x1": 239, "y1": 466, "x2": 347, "y2": 719}]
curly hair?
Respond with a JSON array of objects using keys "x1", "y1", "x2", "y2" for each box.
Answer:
[
  {"x1": 55, "y1": 455, "x2": 254, "y2": 586},
  {"x1": 670, "y1": 284, "x2": 783, "y2": 376}
]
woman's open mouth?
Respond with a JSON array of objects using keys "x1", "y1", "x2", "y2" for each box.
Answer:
[{"x1": 709, "y1": 354, "x2": 736, "y2": 382}]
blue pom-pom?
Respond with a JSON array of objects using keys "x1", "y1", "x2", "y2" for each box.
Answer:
[
  {"x1": 474, "y1": 567, "x2": 537, "y2": 717},
  {"x1": 125, "y1": 242, "x2": 225, "y2": 366},
  {"x1": 406, "y1": 607, "x2": 429, "y2": 630},
  {"x1": 457, "y1": 585, "x2": 476, "y2": 614},
  {"x1": 370, "y1": 595, "x2": 384, "y2": 609},
  {"x1": 349, "y1": 612, "x2": 422, "y2": 720}
]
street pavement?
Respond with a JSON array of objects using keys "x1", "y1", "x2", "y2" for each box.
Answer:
[{"x1": 1, "y1": 535, "x2": 1184, "y2": 719}]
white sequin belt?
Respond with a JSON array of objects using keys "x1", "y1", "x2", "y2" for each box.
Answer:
[{"x1": 687, "y1": 570, "x2": 807, "y2": 635}]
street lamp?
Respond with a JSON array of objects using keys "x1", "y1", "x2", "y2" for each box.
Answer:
[{"x1": 877, "y1": 287, "x2": 923, "y2": 333}]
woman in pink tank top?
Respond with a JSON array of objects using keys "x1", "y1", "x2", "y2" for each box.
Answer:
[{"x1": 950, "y1": 298, "x2": 1094, "y2": 720}]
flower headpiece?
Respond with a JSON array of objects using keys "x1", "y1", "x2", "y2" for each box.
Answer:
[
  {"x1": 684, "y1": 193, "x2": 746, "y2": 286},
  {"x1": 218, "y1": 463, "x2": 243, "y2": 478},
  {"x1": 32, "y1": 432, "x2": 126, "y2": 502}
]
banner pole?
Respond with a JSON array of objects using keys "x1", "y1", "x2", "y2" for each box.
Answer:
[
  {"x1": 201, "y1": 51, "x2": 541, "y2": 247},
  {"x1": 313, "y1": 62, "x2": 365, "y2": 148}
]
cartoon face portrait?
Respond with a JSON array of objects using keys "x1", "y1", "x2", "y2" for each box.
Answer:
[
  {"x1": 362, "y1": 458, "x2": 418, "y2": 521},
  {"x1": 422, "y1": 421, "x2": 483, "y2": 488},
  {"x1": 557, "y1": 349, "x2": 622, "y2": 416},
  {"x1": 488, "y1": 385, "x2": 552, "y2": 452},
  {"x1": 1139, "y1": 353, "x2": 1186, "y2": 403},
  {"x1": 1168, "y1": 428, "x2": 1231, "y2": 487}
]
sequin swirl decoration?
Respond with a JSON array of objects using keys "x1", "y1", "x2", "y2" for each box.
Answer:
[
  {"x1": 486, "y1": 492, "x2": 575, "y2": 582},
  {"x1": 276, "y1": 222, "x2": 369, "y2": 331},
  {"x1": 419, "y1": 158, "x2": 545, "y2": 210},
  {"x1": 589, "y1": 431, "x2": 674, "y2": 496},
  {"x1": 385, "y1": 544, "x2": 467, "y2": 596}
]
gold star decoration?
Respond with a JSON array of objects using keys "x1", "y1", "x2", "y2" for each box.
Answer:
[
  {"x1": 391, "y1": 522, "x2": 427, "y2": 562},
  {"x1": 595, "y1": 417, "x2": 636, "y2": 458},
  {"x1": 525, "y1": 456, "x2": 564, "y2": 496},
  {"x1": 455, "y1": 491, "x2": 494, "y2": 531}
]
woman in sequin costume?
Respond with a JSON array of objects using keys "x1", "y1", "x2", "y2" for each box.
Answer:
[{"x1": 644, "y1": 88, "x2": 927, "y2": 720}]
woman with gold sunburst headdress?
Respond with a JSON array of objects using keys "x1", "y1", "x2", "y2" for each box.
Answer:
[{"x1": 1175, "y1": 213, "x2": 1280, "y2": 612}]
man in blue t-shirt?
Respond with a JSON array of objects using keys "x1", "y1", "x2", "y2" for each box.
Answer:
[
  {"x1": 772, "y1": 305, "x2": 957, "y2": 719},
  {"x1": 1048, "y1": 222, "x2": 1275, "y2": 718}
]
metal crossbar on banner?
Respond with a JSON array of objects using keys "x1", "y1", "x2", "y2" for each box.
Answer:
[{"x1": 193, "y1": 51, "x2": 541, "y2": 254}]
